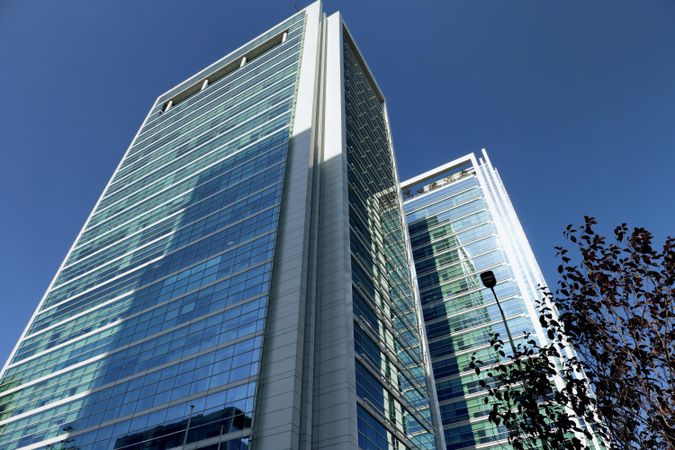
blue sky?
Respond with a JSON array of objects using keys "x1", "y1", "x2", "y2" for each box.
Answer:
[{"x1": 0, "y1": 0, "x2": 673, "y2": 365}]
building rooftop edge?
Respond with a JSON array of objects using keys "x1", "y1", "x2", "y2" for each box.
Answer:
[
  {"x1": 400, "y1": 152, "x2": 476, "y2": 189},
  {"x1": 155, "y1": 2, "x2": 321, "y2": 104}
]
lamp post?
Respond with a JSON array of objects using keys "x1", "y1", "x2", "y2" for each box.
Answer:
[
  {"x1": 480, "y1": 270, "x2": 518, "y2": 356},
  {"x1": 182, "y1": 404, "x2": 195, "y2": 449}
]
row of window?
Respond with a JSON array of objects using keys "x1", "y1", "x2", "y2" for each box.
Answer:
[
  {"x1": 414, "y1": 232, "x2": 496, "y2": 277},
  {"x1": 3, "y1": 275, "x2": 268, "y2": 387},
  {"x1": 88, "y1": 104, "x2": 292, "y2": 227},
  {"x1": 406, "y1": 186, "x2": 483, "y2": 225},
  {"x1": 15, "y1": 253, "x2": 273, "y2": 367},
  {"x1": 410, "y1": 213, "x2": 492, "y2": 265},
  {"x1": 21, "y1": 235, "x2": 275, "y2": 364},
  {"x1": 0, "y1": 304, "x2": 265, "y2": 446},
  {"x1": 72, "y1": 132, "x2": 288, "y2": 256},
  {"x1": 40, "y1": 203, "x2": 280, "y2": 316},
  {"x1": 160, "y1": 30, "x2": 289, "y2": 116},
  {"x1": 5, "y1": 275, "x2": 270, "y2": 415},
  {"x1": 418, "y1": 264, "x2": 513, "y2": 305},
  {"x1": 55, "y1": 179, "x2": 282, "y2": 288},
  {"x1": 139, "y1": 10, "x2": 303, "y2": 136},
  {"x1": 125, "y1": 45, "x2": 297, "y2": 170},
  {"x1": 129, "y1": 37, "x2": 298, "y2": 165},
  {"x1": 428, "y1": 314, "x2": 533, "y2": 360},
  {"x1": 61, "y1": 161, "x2": 285, "y2": 279},
  {"x1": 404, "y1": 176, "x2": 479, "y2": 215},
  {"x1": 8, "y1": 232, "x2": 275, "y2": 379},
  {"x1": 130, "y1": 50, "x2": 298, "y2": 173},
  {"x1": 344, "y1": 36, "x2": 436, "y2": 449},
  {"x1": 32, "y1": 208, "x2": 278, "y2": 335},
  {"x1": 27, "y1": 382, "x2": 257, "y2": 450},
  {"x1": 354, "y1": 326, "x2": 432, "y2": 424},
  {"x1": 425, "y1": 296, "x2": 527, "y2": 340},
  {"x1": 5, "y1": 333, "x2": 261, "y2": 437},
  {"x1": 416, "y1": 249, "x2": 504, "y2": 293},
  {"x1": 431, "y1": 335, "x2": 529, "y2": 382},
  {"x1": 103, "y1": 93, "x2": 294, "y2": 216}
]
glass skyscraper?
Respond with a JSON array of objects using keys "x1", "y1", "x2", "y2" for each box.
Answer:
[
  {"x1": 402, "y1": 151, "x2": 552, "y2": 450},
  {"x1": 0, "y1": 3, "x2": 442, "y2": 450}
]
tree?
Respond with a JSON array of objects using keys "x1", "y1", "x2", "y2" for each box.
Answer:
[
  {"x1": 471, "y1": 218, "x2": 674, "y2": 450},
  {"x1": 554, "y1": 218, "x2": 674, "y2": 449},
  {"x1": 470, "y1": 294, "x2": 602, "y2": 450}
]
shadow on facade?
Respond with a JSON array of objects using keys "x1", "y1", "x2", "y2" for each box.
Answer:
[{"x1": 39, "y1": 131, "x2": 287, "y2": 449}]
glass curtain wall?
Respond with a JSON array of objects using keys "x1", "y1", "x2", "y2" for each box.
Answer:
[
  {"x1": 0, "y1": 13, "x2": 305, "y2": 450},
  {"x1": 403, "y1": 159, "x2": 540, "y2": 450},
  {"x1": 343, "y1": 35, "x2": 437, "y2": 450}
]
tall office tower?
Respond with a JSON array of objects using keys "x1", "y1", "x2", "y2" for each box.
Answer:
[
  {"x1": 402, "y1": 151, "x2": 551, "y2": 450},
  {"x1": 0, "y1": 3, "x2": 442, "y2": 450}
]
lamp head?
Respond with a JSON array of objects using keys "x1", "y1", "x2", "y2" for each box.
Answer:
[{"x1": 480, "y1": 271, "x2": 497, "y2": 289}]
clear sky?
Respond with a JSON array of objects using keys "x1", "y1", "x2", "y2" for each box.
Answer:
[{"x1": 0, "y1": 0, "x2": 673, "y2": 365}]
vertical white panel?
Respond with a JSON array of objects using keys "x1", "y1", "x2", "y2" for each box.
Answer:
[
  {"x1": 311, "y1": 11, "x2": 360, "y2": 450},
  {"x1": 252, "y1": 2, "x2": 323, "y2": 449}
]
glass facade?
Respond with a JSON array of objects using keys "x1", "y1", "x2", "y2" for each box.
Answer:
[
  {"x1": 1, "y1": 4, "x2": 449, "y2": 449},
  {"x1": 343, "y1": 36, "x2": 438, "y2": 450},
  {"x1": 0, "y1": 13, "x2": 305, "y2": 450},
  {"x1": 402, "y1": 154, "x2": 547, "y2": 450}
]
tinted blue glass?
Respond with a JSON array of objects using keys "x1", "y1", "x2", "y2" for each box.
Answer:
[
  {"x1": 404, "y1": 170, "x2": 541, "y2": 450},
  {"x1": 343, "y1": 37, "x2": 436, "y2": 450},
  {"x1": 0, "y1": 13, "x2": 305, "y2": 450}
]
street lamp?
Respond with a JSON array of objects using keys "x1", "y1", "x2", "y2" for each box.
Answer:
[{"x1": 480, "y1": 270, "x2": 518, "y2": 356}]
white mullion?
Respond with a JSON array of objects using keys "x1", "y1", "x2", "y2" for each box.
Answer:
[
  {"x1": 135, "y1": 38, "x2": 301, "y2": 146},
  {"x1": 85, "y1": 110, "x2": 291, "y2": 231},
  {"x1": 404, "y1": 181, "x2": 479, "y2": 216},
  {"x1": 127, "y1": 40, "x2": 301, "y2": 162},
  {"x1": 62, "y1": 162, "x2": 284, "y2": 271},
  {"x1": 109, "y1": 71, "x2": 297, "y2": 190},
  {"x1": 96, "y1": 95, "x2": 293, "y2": 216},
  {"x1": 9, "y1": 269, "x2": 271, "y2": 372},
  {"x1": 45, "y1": 201, "x2": 278, "y2": 307},
  {"x1": 27, "y1": 230, "x2": 275, "y2": 339},
  {"x1": 0, "y1": 331, "x2": 260, "y2": 424},
  {"x1": 72, "y1": 127, "x2": 288, "y2": 252},
  {"x1": 54, "y1": 180, "x2": 281, "y2": 290}
]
